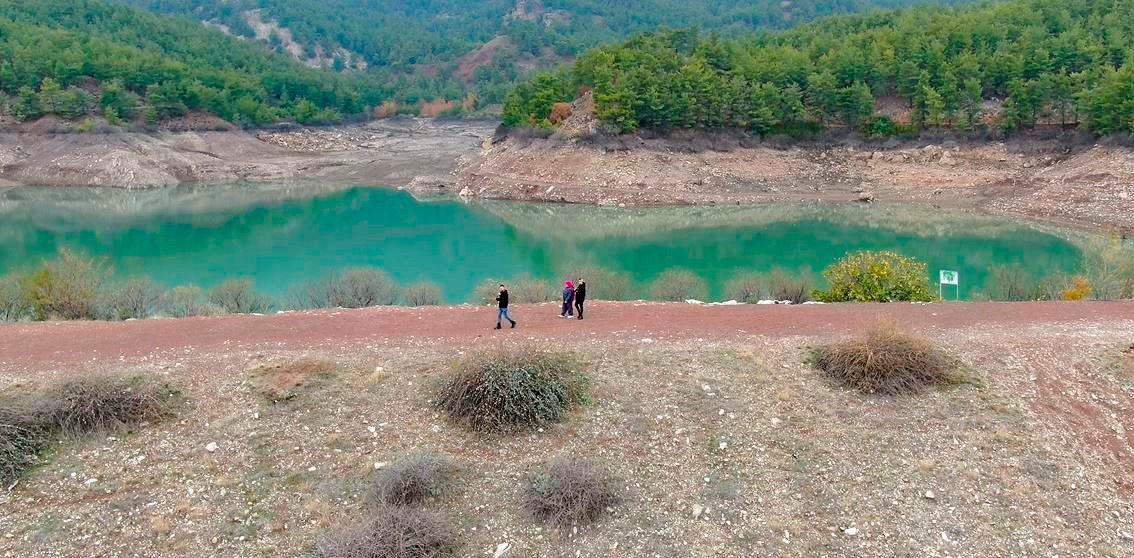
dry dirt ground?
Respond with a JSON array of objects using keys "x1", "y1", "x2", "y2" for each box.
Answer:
[
  {"x1": 451, "y1": 135, "x2": 1134, "y2": 232},
  {"x1": 0, "y1": 119, "x2": 495, "y2": 189},
  {"x1": 1, "y1": 302, "x2": 1133, "y2": 557}
]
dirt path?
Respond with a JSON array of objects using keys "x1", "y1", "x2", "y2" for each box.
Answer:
[{"x1": 2, "y1": 300, "x2": 1132, "y2": 371}]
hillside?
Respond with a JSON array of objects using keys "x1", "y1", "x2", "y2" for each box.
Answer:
[
  {"x1": 0, "y1": 0, "x2": 384, "y2": 128},
  {"x1": 503, "y1": 0, "x2": 1134, "y2": 136},
  {"x1": 116, "y1": 0, "x2": 973, "y2": 109}
]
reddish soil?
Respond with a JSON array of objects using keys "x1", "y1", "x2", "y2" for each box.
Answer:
[{"x1": 1, "y1": 300, "x2": 1131, "y2": 371}]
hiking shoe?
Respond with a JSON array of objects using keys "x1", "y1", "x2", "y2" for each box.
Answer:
[
  {"x1": 511, "y1": 321, "x2": 517, "y2": 329},
  {"x1": 495, "y1": 324, "x2": 502, "y2": 330}
]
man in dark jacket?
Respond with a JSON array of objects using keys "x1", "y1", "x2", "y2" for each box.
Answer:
[
  {"x1": 574, "y1": 278, "x2": 586, "y2": 320},
  {"x1": 495, "y1": 284, "x2": 516, "y2": 330}
]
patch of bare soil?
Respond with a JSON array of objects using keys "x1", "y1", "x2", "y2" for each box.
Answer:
[
  {"x1": 453, "y1": 133, "x2": 1134, "y2": 231},
  {"x1": 0, "y1": 314, "x2": 1132, "y2": 557}
]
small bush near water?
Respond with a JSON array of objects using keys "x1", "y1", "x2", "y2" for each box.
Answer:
[
  {"x1": 650, "y1": 268, "x2": 709, "y2": 302},
  {"x1": 294, "y1": 268, "x2": 401, "y2": 309},
  {"x1": 22, "y1": 248, "x2": 109, "y2": 320},
  {"x1": 96, "y1": 277, "x2": 163, "y2": 320},
  {"x1": 208, "y1": 278, "x2": 274, "y2": 314},
  {"x1": 435, "y1": 348, "x2": 588, "y2": 434},
  {"x1": 317, "y1": 505, "x2": 458, "y2": 558},
  {"x1": 1, "y1": 374, "x2": 178, "y2": 483},
  {"x1": 523, "y1": 458, "x2": 621, "y2": 526},
  {"x1": 815, "y1": 251, "x2": 935, "y2": 302},
  {"x1": 404, "y1": 281, "x2": 443, "y2": 306},
  {"x1": 369, "y1": 453, "x2": 457, "y2": 507},
  {"x1": 162, "y1": 285, "x2": 218, "y2": 317},
  {"x1": 811, "y1": 321, "x2": 966, "y2": 396},
  {"x1": 559, "y1": 265, "x2": 634, "y2": 301},
  {"x1": 726, "y1": 268, "x2": 814, "y2": 303}
]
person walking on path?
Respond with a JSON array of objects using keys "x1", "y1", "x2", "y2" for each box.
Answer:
[
  {"x1": 495, "y1": 284, "x2": 516, "y2": 330},
  {"x1": 560, "y1": 280, "x2": 575, "y2": 318},
  {"x1": 574, "y1": 278, "x2": 587, "y2": 320}
]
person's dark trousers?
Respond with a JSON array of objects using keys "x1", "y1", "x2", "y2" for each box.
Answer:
[
  {"x1": 561, "y1": 300, "x2": 573, "y2": 316},
  {"x1": 575, "y1": 300, "x2": 584, "y2": 319}
]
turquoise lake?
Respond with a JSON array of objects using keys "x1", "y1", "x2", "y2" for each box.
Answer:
[{"x1": 0, "y1": 184, "x2": 1085, "y2": 302}]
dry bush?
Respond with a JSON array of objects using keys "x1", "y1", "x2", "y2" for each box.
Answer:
[
  {"x1": 0, "y1": 274, "x2": 30, "y2": 321},
  {"x1": 811, "y1": 321, "x2": 966, "y2": 396},
  {"x1": 403, "y1": 281, "x2": 443, "y2": 307},
  {"x1": 419, "y1": 99, "x2": 456, "y2": 118},
  {"x1": 559, "y1": 265, "x2": 634, "y2": 301},
  {"x1": 23, "y1": 248, "x2": 109, "y2": 320},
  {"x1": 523, "y1": 458, "x2": 620, "y2": 526},
  {"x1": 208, "y1": 278, "x2": 273, "y2": 314},
  {"x1": 368, "y1": 453, "x2": 457, "y2": 507},
  {"x1": 512, "y1": 275, "x2": 554, "y2": 303},
  {"x1": 163, "y1": 285, "x2": 217, "y2": 317},
  {"x1": 548, "y1": 102, "x2": 573, "y2": 124},
  {"x1": 251, "y1": 359, "x2": 335, "y2": 402},
  {"x1": 725, "y1": 272, "x2": 764, "y2": 303},
  {"x1": 317, "y1": 505, "x2": 458, "y2": 558},
  {"x1": 768, "y1": 267, "x2": 813, "y2": 304},
  {"x1": 649, "y1": 269, "x2": 709, "y2": 302},
  {"x1": 0, "y1": 399, "x2": 54, "y2": 484},
  {"x1": 1, "y1": 374, "x2": 178, "y2": 483},
  {"x1": 435, "y1": 347, "x2": 588, "y2": 434},
  {"x1": 294, "y1": 268, "x2": 401, "y2": 309},
  {"x1": 469, "y1": 279, "x2": 504, "y2": 305},
  {"x1": 44, "y1": 374, "x2": 177, "y2": 437},
  {"x1": 97, "y1": 277, "x2": 163, "y2": 320}
]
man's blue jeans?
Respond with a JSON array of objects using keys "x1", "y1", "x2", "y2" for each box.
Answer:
[{"x1": 497, "y1": 307, "x2": 515, "y2": 325}]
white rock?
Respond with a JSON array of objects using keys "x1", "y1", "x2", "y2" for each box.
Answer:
[
  {"x1": 684, "y1": 299, "x2": 705, "y2": 305},
  {"x1": 757, "y1": 300, "x2": 777, "y2": 305},
  {"x1": 493, "y1": 542, "x2": 512, "y2": 558},
  {"x1": 205, "y1": 442, "x2": 219, "y2": 453},
  {"x1": 845, "y1": 527, "x2": 859, "y2": 536},
  {"x1": 924, "y1": 490, "x2": 936, "y2": 500},
  {"x1": 692, "y1": 504, "x2": 706, "y2": 519},
  {"x1": 374, "y1": 462, "x2": 387, "y2": 470}
]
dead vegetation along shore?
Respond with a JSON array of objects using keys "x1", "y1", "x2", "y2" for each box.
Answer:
[{"x1": 0, "y1": 314, "x2": 1132, "y2": 557}]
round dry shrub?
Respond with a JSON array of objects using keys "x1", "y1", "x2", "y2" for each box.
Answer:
[
  {"x1": 369, "y1": 453, "x2": 457, "y2": 507},
  {"x1": 811, "y1": 321, "x2": 965, "y2": 395},
  {"x1": 404, "y1": 281, "x2": 443, "y2": 306},
  {"x1": 523, "y1": 458, "x2": 620, "y2": 526},
  {"x1": 435, "y1": 348, "x2": 588, "y2": 434},
  {"x1": 649, "y1": 268, "x2": 709, "y2": 302},
  {"x1": 317, "y1": 505, "x2": 457, "y2": 558},
  {"x1": 0, "y1": 400, "x2": 54, "y2": 484},
  {"x1": 45, "y1": 374, "x2": 178, "y2": 437}
]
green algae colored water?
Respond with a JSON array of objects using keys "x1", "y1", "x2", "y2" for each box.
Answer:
[{"x1": 0, "y1": 184, "x2": 1084, "y2": 302}]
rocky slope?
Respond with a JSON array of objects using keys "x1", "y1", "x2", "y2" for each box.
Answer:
[
  {"x1": 0, "y1": 119, "x2": 495, "y2": 189},
  {"x1": 451, "y1": 133, "x2": 1134, "y2": 231}
]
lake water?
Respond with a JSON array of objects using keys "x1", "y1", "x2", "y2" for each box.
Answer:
[{"x1": 0, "y1": 184, "x2": 1084, "y2": 302}]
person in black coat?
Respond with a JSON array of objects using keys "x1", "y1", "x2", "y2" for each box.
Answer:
[
  {"x1": 495, "y1": 284, "x2": 516, "y2": 329},
  {"x1": 574, "y1": 278, "x2": 586, "y2": 320}
]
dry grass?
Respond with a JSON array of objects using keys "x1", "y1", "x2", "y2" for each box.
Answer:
[
  {"x1": 811, "y1": 321, "x2": 967, "y2": 395},
  {"x1": 251, "y1": 359, "x2": 336, "y2": 402},
  {"x1": 523, "y1": 458, "x2": 620, "y2": 526},
  {"x1": 0, "y1": 374, "x2": 177, "y2": 483},
  {"x1": 368, "y1": 453, "x2": 457, "y2": 507},
  {"x1": 435, "y1": 347, "x2": 588, "y2": 434},
  {"x1": 316, "y1": 505, "x2": 458, "y2": 558}
]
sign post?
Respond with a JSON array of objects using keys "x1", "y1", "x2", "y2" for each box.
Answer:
[{"x1": 938, "y1": 270, "x2": 959, "y2": 301}]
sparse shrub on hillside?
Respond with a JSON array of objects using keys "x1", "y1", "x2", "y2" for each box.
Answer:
[
  {"x1": 404, "y1": 281, "x2": 443, "y2": 306},
  {"x1": 814, "y1": 251, "x2": 935, "y2": 303},
  {"x1": 523, "y1": 458, "x2": 620, "y2": 526},
  {"x1": 1062, "y1": 276, "x2": 1093, "y2": 301},
  {"x1": 469, "y1": 279, "x2": 505, "y2": 305},
  {"x1": 1082, "y1": 233, "x2": 1134, "y2": 300},
  {"x1": 810, "y1": 321, "x2": 966, "y2": 396},
  {"x1": 0, "y1": 274, "x2": 30, "y2": 321},
  {"x1": 512, "y1": 275, "x2": 555, "y2": 303},
  {"x1": 317, "y1": 505, "x2": 458, "y2": 558},
  {"x1": 436, "y1": 348, "x2": 588, "y2": 434},
  {"x1": 768, "y1": 267, "x2": 814, "y2": 304},
  {"x1": 369, "y1": 453, "x2": 457, "y2": 507},
  {"x1": 163, "y1": 285, "x2": 216, "y2": 317},
  {"x1": 208, "y1": 278, "x2": 273, "y2": 314},
  {"x1": 96, "y1": 277, "x2": 163, "y2": 320},
  {"x1": 561, "y1": 265, "x2": 633, "y2": 300},
  {"x1": 986, "y1": 265, "x2": 1040, "y2": 301},
  {"x1": 649, "y1": 269, "x2": 709, "y2": 302},
  {"x1": 725, "y1": 272, "x2": 764, "y2": 303},
  {"x1": 295, "y1": 268, "x2": 401, "y2": 309},
  {"x1": 1, "y1": 374, "x2": 178, "y2": 483},
  {"x1": 22, "y1": 249, "x2": 110, "y2": 320}
]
